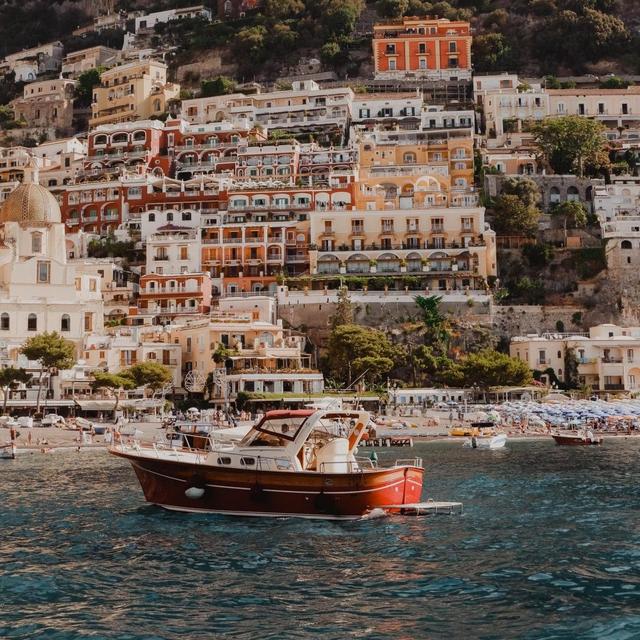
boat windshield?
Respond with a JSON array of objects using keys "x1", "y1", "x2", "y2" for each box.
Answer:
[{"x1": 241, "y1": 416, "x2": 308, "y2": 447}]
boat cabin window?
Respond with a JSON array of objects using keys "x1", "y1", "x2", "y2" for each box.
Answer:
[
  {"x1": 241, "y1": 416, "x2": 308, "y2": 447},
  {"x1": 240, "y1": 457, "x2": 256, "y2": 466},
  {"x1": 217, "y1": 456, "x2": 231, "y2": 465}
]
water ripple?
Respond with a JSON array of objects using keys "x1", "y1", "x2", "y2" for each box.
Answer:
[{"x1": 1, "y1": 441, "x2": 640, "y2": 638}]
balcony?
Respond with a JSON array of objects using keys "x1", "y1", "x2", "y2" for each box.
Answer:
[
  {"x1": 154, "y1": 255, "x2": 170, "y2": 261},
  {"x1": 601, "y1": 357, "x2": 623, "y2": 363}
]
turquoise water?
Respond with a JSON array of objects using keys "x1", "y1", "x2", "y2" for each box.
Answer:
[{"x1": 1, "y1": 440, "x2": 640, "y2": 639}]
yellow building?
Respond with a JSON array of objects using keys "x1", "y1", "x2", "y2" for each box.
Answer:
[{"x1": 90, "y1": 60, "x2": 180, "y2": 128}]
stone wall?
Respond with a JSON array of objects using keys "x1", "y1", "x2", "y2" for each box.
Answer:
[{"x1": 485, "y1": 174, "x2": 603, "y2": 212}]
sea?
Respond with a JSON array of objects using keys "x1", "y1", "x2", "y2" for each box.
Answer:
[{"x1": 1, "y1": 439, "x2": 639, "y2": 640}]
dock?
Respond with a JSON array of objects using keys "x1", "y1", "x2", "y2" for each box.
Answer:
[{"x1": 383, "y1": 500, "x2": 463, "y2": 516}]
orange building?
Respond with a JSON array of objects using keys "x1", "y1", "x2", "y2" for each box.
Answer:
[{"x1": 372, "y1": 17, "x2": 472, "y2": 81}]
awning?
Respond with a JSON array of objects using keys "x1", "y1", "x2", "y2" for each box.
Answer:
[{"x1": 74, "y1": 400, "x2": 116, "y2": 411}]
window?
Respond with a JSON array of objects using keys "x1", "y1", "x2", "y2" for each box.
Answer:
[
  {"x1": 622, "y1": 103, "x2": 629, "y2": 115},
  {"x1": 166, "y1": 212, "x2": 173, "y2": 222},
  {"x1": 419, "y1": 43, "x2": 426, "y2": 54},
  {"x1": 182, "y1": 212, "x2": 192, "y2": 221},
  {"x1": 148, "y1": 213, "x2": 155, "y2": 222},
  {"x1": 31, "y1": 232, "x2": 42, "y2": 253},
  {"x1": 84, "y1": 313, "x2": 93, "y2": 332},
  {"x1": 37, "y1": 261, "x2": 50, "y2": 283},
  {"x1": 538, "y1": 350, "x2": 546, "y2": 365},
  {"x1": 598, "y1": 103, "x2": 605, "y2": 114},
  {"x1": 180, "y1": 246, "x2": 188, "y2": 260},
  {"x1": 578, "y1": 104, "x2": 585, "y2": 115},
  {"x1": 89, "y1": 279, "x2": 97, "y2": 292},
  {"x1": 28, "y1": 314, "x2": 37, "y2": 331},
  {"x1": 186, "y1": 338, "x2": 192, "y2": 353},
  {"x1": 386, "y1": 44, "x2": 396, "y2": 54},
  {"x1": 419, "y1": 58, "x2": 427, "y2": 70},
  {"x1": 388, "y1": 59, "x2": 396, "y2": 71},
  {"x1": 449, "y1": 42, "x2": 457, "y2": 52},
  {"x1": 61, "y1": 314, "x2": 70, "y2": 332},
  {"x1": 0, "y1": 313, "x2": 9, "y2": 330}
]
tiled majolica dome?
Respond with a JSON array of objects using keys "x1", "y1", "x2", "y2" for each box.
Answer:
[{"x1": 0, "y1": 181, "x2": 61, "y2": 224}]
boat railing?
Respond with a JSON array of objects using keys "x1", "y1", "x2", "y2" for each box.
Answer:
[{"x1": 393, "y1": 457, "x2": 423, "y2": 468}]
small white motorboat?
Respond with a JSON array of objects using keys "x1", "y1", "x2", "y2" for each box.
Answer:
[
  {"x1": 465, "y1": 433, "x2": 507, "y2": 449},
  {"x1": 41, "y1": 413, "x2": 66, "y2": 428}
]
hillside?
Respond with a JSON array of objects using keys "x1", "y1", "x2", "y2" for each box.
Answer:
[{"x1": 1, "y1": 0, "x2": 639, "y2": 88}]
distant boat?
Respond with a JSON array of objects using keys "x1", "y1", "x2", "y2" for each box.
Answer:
[
  {"x1": 465, "y1": 433, "x2": 507, "y2": 449},
  {"x1": 552, "y1": 430, "x2": 603, "y2": 446}
]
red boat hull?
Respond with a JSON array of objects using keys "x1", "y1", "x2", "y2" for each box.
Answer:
[
  {"x1": 112, "y1": 450, "x2": 424, "y2": 519},
  {"x1": 552, "y1": 434, "x2": 603, "y2": 446}
]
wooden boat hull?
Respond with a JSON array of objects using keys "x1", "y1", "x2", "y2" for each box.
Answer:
[
  {"x1": 552, "y1": 434, "x2": 603, "y2": 446},
  {"x1": 112, "y1": 449, "x2": 424, "y2": 519}
]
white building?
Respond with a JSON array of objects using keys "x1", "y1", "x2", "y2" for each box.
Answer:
[
  {"x1": 0, "y1": 165, "x2": 104, "y2": 361},
  {"x1": 593, "y1": 176, "x2": 640, "y2": 270},
  {"x1": 145, "y1": 226, "x2": 202, "y2": 275},
  {"x1": 134, "y1": 5, "x2": 212, "y2": 33},
  {"x1": 511, "y1": 324, "x2": 640, "y2": 393}
]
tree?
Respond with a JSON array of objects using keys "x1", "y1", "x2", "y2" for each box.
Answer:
[
  {"x1": 472, "y1": 33, "x2": 510, "y2": 72},
  {"x1": 459, "y1": 349, "x2": 533, "y2": 388},
  {"x1": 415, "y1": 295, "x2": 451, "y2": 354},
  {"x1": 326, "y1": 324, "x2": 400, "y2": 388},
  {"x1": 492, "y1": 194, "x2": 540, "y2": 236},
  {"x1": 122, "y1": 362, "x2": 172, "y2": 393},
  {"x1": 0, "y1": 367, "x2": 31, "y2": 416},
  {"x1": 75, "y1": 67, "x2": 104, "y2": 108},
  {"x1": 91, "y1": 372, "x2": 135, "y2": 418},
  {"x1": 20, "y1": 332, "x2": 76, "y2": 414},
  {"x1": 500, "y1": 177, "x2": 541, "y2": 209},
  {"x1": 553, "y1": 200, "x2": 588, "y2": 240},
  {"x1": 532, "y1": 116, "x2": 607, "y2": 176},
  {"x1": 200, "y1": 76, "x2": 236, "y2": 98},
  {"x1": 376, "y1": 0, "x2": 409, "y2": 18},
  {"x1": 264, "y1": 0, "x2": 305, "y2": 18},
  {"x1": 233, "y1": 26, "x2": 267, "y2": 69},
  {"x1": 320, "y1": 41, "x2": 343, "y2": 67},
  {"x1": 330, "y1": 287, "x2": 354, "y2": 329}
]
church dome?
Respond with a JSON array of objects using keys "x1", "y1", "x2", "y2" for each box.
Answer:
[{"x1": 0, "y1": 181, "x2": 61, "y2": 224}]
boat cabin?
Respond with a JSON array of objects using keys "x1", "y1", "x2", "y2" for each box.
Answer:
[{"x1": 216, "y1": 409, "x2": 369, "y2": 473}]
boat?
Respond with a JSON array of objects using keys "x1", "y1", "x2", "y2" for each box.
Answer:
[
  {"x1": 0, "y1": 441, "x2": 16, "y2": 459},
  {"x1": 41, "y1": 413, "x2": 65, "y2": 428},
  {"x1": 110, "y1": 409, "x2": 424, "y2": 520},
  {"x1": 464, "y1": 433, "x2": 507, "y2": 449},
  {"x1": 551, "y1": 429, "x2": 603, "y2": 446}
]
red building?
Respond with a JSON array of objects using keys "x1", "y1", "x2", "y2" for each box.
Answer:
[{"x1": 372, "y1": 17, "x2": 472, "y2": 81}]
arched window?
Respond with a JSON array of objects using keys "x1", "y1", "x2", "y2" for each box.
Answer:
[
  {"x1": 153, "y1": 98, "x2": 161, "y2": 112},
  {"x1": 166, "y1": 212, "x2": 173, "y2": 222},
  {"x1": 0, "y1": 313, "x2": 9, "y2": 331},
  {"x1": 27, "y1": 314, "x2": 37, "y2": 331},
  {"x1": 31, "y1": 232, "x2": 42, "y2": 253},
  {"x1": 148, "y1": 213, "x2": 155, "y2": 222},
  {"x1": 61, "y1": 314, "x2": 70, "y2": 332},
  {"x1": 182, "y1": 211, "x2": 192, "y2": 221},
  {"x1": 621, "y1": 240, "x2": 633, "y2": 250}
]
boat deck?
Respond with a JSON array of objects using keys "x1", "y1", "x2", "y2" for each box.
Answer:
[{"x1": 382, "y1": 500, "x2": 463, "y2": 516}]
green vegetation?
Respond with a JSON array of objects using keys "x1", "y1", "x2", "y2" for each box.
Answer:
[
  {"x1": 532, "y1": 116, "x2": 608, "y2": 177},
  {"x1": 327, "y1": 324, "x2": 401, "y2": 389},
  {"x1": 122, "y1": 362, "x2": 172, "y2": 393},
  {"x1": 20, "y1": 332, "x2": 76, "y2": 414},
  {"x1": 0, "y1": 367, "x2": 31, "y2": 416},
  {"x1": 75, "y1": 68, "x2": 105, "y2": 108},
  {"x1": 91, "y1": 371, "x2": 135, "y2": 415}
]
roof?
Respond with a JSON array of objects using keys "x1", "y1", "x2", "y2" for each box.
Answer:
[{"x1": 0, "y1": 181, "x2": 61, "y2": 224}]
